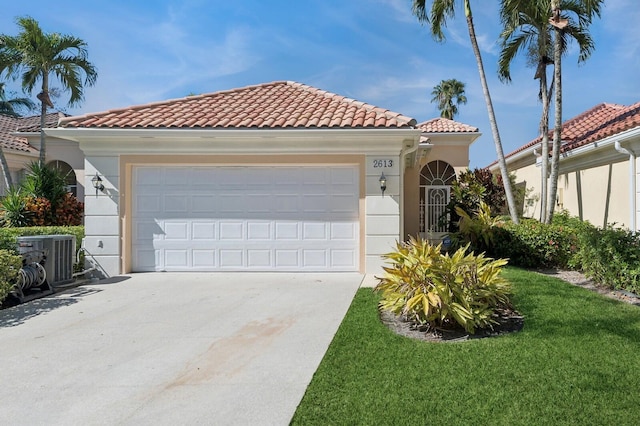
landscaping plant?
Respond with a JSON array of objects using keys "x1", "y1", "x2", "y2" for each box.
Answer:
[
  {"x1": 454, "y1": 201, "x2": 503, "y2": 254},
  {"x1": 0, "y1": 249, "x2": 22, "y2": 303},
  {"x1": 0, "y1": 162, "x2": 84, "y2": 227},
  {"x1": 375, "y1": 236, "x2": 512, "y2": 333},
  {"x1": 574, "y1": 224, "x2": 640, "y2": 294}
]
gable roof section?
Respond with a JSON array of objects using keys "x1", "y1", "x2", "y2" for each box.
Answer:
[
  {"x1": 60, "y1": 81, "x2": 417, "y2": 129},
  {"x1": 0, "y1": 112, "x2": 66, "y2": 154},
  {"x1": 417, "y1": 117, "x2": 479, "y2": 133},
  {"x1": 503, "y1": 102, "x2": 640, "y2": 161}
]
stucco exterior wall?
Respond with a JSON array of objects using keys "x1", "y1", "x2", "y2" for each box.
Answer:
[
  {"x1": 365, "y1": 154, "x2": 400, "y2": 273},
  {"x1": 513, "y1": 160, "x2": 630, "y2": 227},
  {"x1": 83, "y1": 155, "x2": 121, "y2": 277}
]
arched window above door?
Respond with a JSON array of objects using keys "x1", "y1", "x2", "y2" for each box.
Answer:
[
  {"x1": 420, "y1": 160, "x2": 456, "y2": 186},
  {"x1": 47, "y1": 160, "x2": 77, "y2": 197}
]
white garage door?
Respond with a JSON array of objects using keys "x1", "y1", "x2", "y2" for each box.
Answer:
[{"x1": 132, "y1": 165, "x2": 360, "y2": 271}]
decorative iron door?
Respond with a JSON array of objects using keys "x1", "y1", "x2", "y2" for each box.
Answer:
[{"x1": 420, "y1": 185, "x2": 450, "y2": 234}]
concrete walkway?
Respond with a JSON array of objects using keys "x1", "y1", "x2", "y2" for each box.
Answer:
[{"x1": 0, "y1": 273, "x2": 363, "y2": 425}]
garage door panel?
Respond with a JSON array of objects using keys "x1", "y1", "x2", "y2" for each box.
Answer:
[
  {"x1": 132, "y1": 165, "x2": 359, "y2": 271},
  {"x1": 331, "y1": 222, "x2": 357, "y2": 239},
  {"x1": 164, "y1": 195, "x2": 188, "y2": 212},
  {"x1": 136, "y1": 195, "x2": 161, "y2": 213},
  {"x1": 165, "y1": 250, "x2": 188, "y2": 268},
  {"x1": 220, "y1": 250, "x2": 244, "y2": 268},
  {"x1": 192, "y1": 195, "x2": 217, "y2": 213},
  {"x1": 164, "y1": 222, "x2": 189, "y2": 240},
  {"x1": 303, "y1": 250, "x2": 328, "y2": 267},
  {"x1": 275, "y1": 222, "x2": 299, "y2": 240},
  {"x1": 247, "y1": 222, "x2": 271, "y2": 240},
  {"x1": 219, "y1": 222, "x2": 244, "y2": 240},
  {"x1": 192, "y1": 222, "x2": 216, "y2": 239},
  {"x1": 303, "y1": 222, "x2": 328, "y2": 240},
  {"x1": 193, "y1": 250, "x2": 216, "y2": 268}
]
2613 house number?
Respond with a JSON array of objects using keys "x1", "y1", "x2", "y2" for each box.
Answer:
[{"x1": 373, "y1": 159, "x2": 393, "y2": 168}]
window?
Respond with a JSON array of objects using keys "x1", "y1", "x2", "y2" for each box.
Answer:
[
  {"x1": 47, "y1": 160, "x2": 77, "y2": 197},
  {"x1": 419, "y1": 161, "x2": 456, "y2": 234}
]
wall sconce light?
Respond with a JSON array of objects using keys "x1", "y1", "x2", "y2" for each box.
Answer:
[
  {"x1": 379, "y1": 172, "x2": 387, "y2": 196},
  {"x1": 91, "y1": 173, "x2": 104, "y2": 196}
]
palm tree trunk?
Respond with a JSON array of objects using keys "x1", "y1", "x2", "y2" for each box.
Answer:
[
  {"x1": 539, "y1": 69, "x2": 550, "y2": 223},
  {"x1": 547, "y1": 3, "x2": 562, "y2": 224},
  {"x1": 38, "y1": 73, "x2": 48, "y2": 167},
  {"x1": 464, "y1": 2, "x2": 519, "y2": 223}
]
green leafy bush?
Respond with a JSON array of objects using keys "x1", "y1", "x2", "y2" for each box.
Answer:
[
  {"x1": 491, "y1": 219, "x2": 579, "y2": 269},
  {"x1": 0, "y1": 162, "x2": 84, "y2": 227},
  {"x1": 0, "y1": 249, "x2": 22, "y2": 304},
  {"x1": 375, "y1": 236, "x2": 512, "y2": 334},
  {"x1": 573, "y1": 225, "x2": 640, "y2": 294},
  {"x1": 0, "y1": 226, "x2": 84, "y2": 254}
]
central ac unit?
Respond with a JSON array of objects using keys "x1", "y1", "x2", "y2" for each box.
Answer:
[{"x1": 41, "y1": 235, "x2": 76, "y2": 286}]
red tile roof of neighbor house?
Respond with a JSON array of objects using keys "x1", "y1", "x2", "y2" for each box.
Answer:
[
  {"x1": 0, "y1": 112, "x2": 65, "y2": 154},
  {"x1": 502, "y1": 102, "x2": 640, "y2": 162},
  {"x1": 417, "y1": 117, "x2": 479, "y2": 133},
  {"x1": 60, "y1": 81, "x2": 418, "y2": 129}
]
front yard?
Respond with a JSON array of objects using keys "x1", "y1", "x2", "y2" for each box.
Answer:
[{"x1": 292, "y1": 268, "x2": 640, "y2": 425}]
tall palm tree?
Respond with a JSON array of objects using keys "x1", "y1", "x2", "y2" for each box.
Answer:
[
  {"x1": 0, "y1": 16, "x2": 97, "y2": 167},
  {"x1": 499, "y1": 0, "x2": 596, "y2": 223},
  {"x1": 547, "y1": 0, "x2": 601, "y2": 223},
  {"x1": 413, "y1": 0, "x2": 519, "y2": 224},
  {"x1": 431, "y1": 79, "x2": 467, "y2": 120}
]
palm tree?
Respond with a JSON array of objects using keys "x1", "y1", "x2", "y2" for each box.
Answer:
[
  {"x1": 547, "y1": 0, "x2": 601, "y2": 222},
  {"x1": 498, "y1": 0, "x2": 597, "y2": 223},
  {"x1": 0, "y1": 16, "x2": 97, "y2": 167},
  {"x1": 412, "y1": 0, "x2": 519, "y2": 224},
  {"x1": 0, "y1": 82, "x2": 34, "y2": 117},
  {"x1": 431, "y1": 79, "x2": 467, "y2": 120}
]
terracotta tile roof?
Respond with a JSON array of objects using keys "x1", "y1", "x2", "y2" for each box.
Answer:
[
  {"x1": 503, "y1": 102, "x2": 640, "y2": 161},
  {"x1": 17, "y1": 112, "x2": 66, "y2": 132},
  {"x1": 0, "y1": 114, "x2": 37, "y2": 154},
  {"x1": 417, "y1": 117, "x2": 479, "y2": 133},
  {"x1": 60, "y1": 81, "x2": 417, "y2": 129}
]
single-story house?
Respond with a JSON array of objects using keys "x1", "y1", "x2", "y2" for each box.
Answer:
[
  {"x1": 47, "y1": 81, "x2": 480, "y2": 276},
  {"x1": 0, "y1": 112, "x2": 85, "y2": 199},
  {"x1": 491, "y1": 102, "x2": 640, "y2": 229}
]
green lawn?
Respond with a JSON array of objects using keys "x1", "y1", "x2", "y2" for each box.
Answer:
[{"x1": 292, "y1": 268, "x2": 640, "y2": 425}]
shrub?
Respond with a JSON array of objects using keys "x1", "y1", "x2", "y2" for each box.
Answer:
[
  {"x1": 0, "y1": 226, "x2": 84, "y2": 254},
  {"x1": 0, "y1": 162, "x2": 84, "y2": 227},
  {"x1": 491, "y1": 219, "x2": 579, "y2": 269},
  {"x1": 0, "y1": 188, "x2": 34, "y2": 227},
  {"x1": 375, "y1": 236, "x2": 512, "y2": 334},
  {"x1": 453, "y1": 201, "x2": 503, "y2": 254},
  {"x1": 0, "y1": 249, "x2": 22, "y2": 304},
  {"x1": 573, "y1": 225, "x2": 640, "y2": 294}
]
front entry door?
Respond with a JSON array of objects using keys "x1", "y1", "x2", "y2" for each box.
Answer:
[{"x1": 420, "y1": 185, "x2": 450, "y2": 242}]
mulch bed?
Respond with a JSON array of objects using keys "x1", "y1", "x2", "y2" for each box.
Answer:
[{"x1": 379, "y1": 306, "x2": 524, "y2": 343}]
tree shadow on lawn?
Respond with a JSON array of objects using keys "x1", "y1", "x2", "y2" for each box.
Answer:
[{"x1": 0, "y1": 286, "x2": 103, "y2": 328}]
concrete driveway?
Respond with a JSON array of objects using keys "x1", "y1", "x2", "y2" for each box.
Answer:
[{"x1": 0, "y1": 273, "x2": 363, "y2": 425}]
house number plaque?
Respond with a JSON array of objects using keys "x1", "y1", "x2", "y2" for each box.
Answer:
[{"x1": 372, "y1": 159, "x2": 393, "y2": 168}]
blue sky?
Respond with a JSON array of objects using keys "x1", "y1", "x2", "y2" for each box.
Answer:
[{"x1": 1, "y1": 0, "x2": 638, "y2": 168}]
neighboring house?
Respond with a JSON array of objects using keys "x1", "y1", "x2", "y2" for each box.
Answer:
[
  {"x1": 48, "y1": 81, "x2": 480, "y2": 277},
  {"x1": 0, "y1": 112, "x2": 85, "y2": 199},
  {"x1": 491, "y1": 102, "x2": 640, "y2": 230}
]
